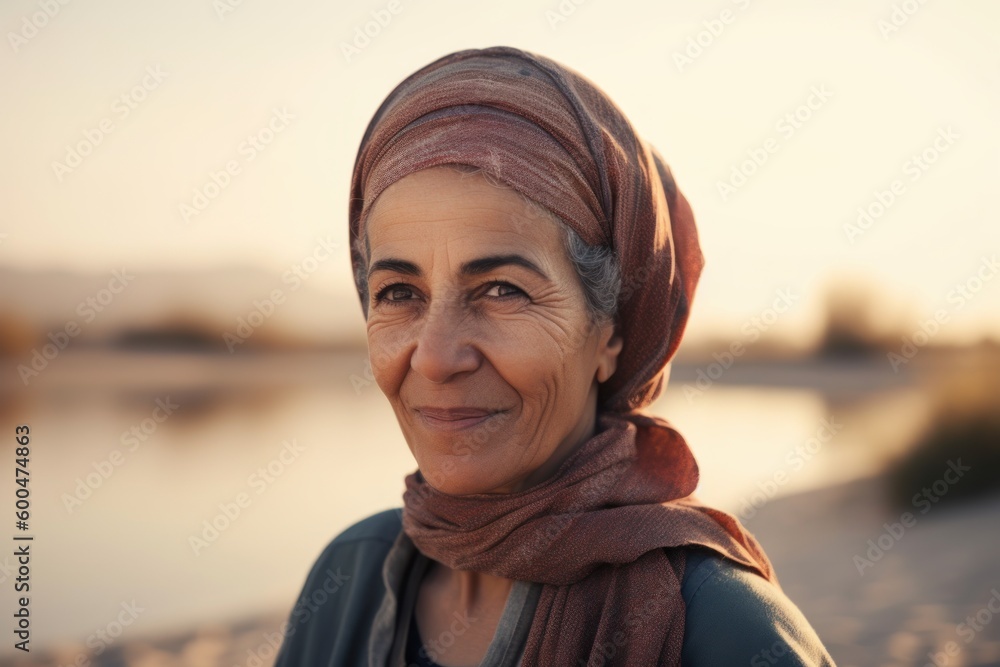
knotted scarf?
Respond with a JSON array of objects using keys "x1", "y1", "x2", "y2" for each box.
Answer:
[{"x1": 349, "y1": 45, "x2": 779, "y2": 666}]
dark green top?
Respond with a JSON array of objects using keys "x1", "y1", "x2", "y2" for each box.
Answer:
[{"x1": 273, "y1": 508, "x2": 836, "y2": 666}]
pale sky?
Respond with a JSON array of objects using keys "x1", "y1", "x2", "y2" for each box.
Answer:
[{"x1": 2, "y1": 0, "x2": 998, "y2": 345}]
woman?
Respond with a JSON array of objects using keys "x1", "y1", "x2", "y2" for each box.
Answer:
[{"x1": 275, "y1": 46, "x2": 835, "y2": 666}]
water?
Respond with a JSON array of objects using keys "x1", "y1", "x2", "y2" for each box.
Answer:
[{"x1": 0, "y1": 349, "x2": 892, "y2": 654}]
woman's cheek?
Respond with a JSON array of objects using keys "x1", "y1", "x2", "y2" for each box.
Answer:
[
  {"x1": 494, "y1": 318, "x2": 567, "y2": 367},
  {"x1": 488, "y1": 337, "x2": 563, "y2": 410},
  {"x1": 366, "y1": 324, "x2": 411, "y2": 394}
]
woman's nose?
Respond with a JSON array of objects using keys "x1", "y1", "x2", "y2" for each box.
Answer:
[{"x1": 409, "y1": 303, "x2": 481, "y2": 384}]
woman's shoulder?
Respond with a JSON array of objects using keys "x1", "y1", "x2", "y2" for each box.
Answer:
[
  {"x1": 300, "y1": 507, "x2": 404, "y2": 577},
  {"x1": 297, "y1": 507, "x2": 405, "y2": 592},
  {"x1": 680, "y1": 548, "x2": 837, "y2": 666},
  {"x1": 273, "y1": 509, "x2": 406, "y2": 666},
  {"x1": 330, "y1": 507, "x2": 404, "y2": 547}
]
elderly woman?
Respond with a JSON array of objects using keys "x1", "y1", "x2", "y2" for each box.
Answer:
[{"x1": 275, "y1": 46, "x2": 835, "y2": 666}]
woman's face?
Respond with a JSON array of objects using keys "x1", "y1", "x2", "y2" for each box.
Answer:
[{"x1": 363, "y1": 166, "x2": 623, "y2": 495}]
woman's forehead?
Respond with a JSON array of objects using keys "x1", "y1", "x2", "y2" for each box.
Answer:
[
  {"x1": 368, "y1": 167, "x2": 522, "y2": 218},
  {"x1": 365, "y1": 168, "x2": 563, "y2": 254}
]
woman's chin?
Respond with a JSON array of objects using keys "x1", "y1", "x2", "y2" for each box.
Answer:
[{"x1": 416, "y1": 454, "x2": 515, "y2": 496}]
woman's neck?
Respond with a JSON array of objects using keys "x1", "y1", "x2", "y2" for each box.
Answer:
[{"x1": 424, "y1": 558, "x2": 514, "y2": 622}]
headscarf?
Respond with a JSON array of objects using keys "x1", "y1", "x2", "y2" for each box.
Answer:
[{"x1": 349, "y1": 45, "x2": 778, "y2": 666}]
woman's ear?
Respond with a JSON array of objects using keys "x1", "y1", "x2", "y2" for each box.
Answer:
[{"x1": 596, "y1": 321, "x2": 624, "y2": 384}]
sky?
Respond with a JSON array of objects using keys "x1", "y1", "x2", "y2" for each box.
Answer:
[{"x1": 2, "y1": 0, "x2": 998, "y2": 345}]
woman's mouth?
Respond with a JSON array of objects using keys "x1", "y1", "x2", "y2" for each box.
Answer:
[{"x1": 415, "y1": 407, "x2": 504, "y2": 432}]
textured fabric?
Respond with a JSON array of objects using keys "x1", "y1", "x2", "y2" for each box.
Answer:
[
  {"x1": 272, "y1": 510, "x2": 836, "y2": 666},
  {"x1": 679, "y1": 550, "x2": 837, "y2": 666},
  {"x1": 347, "y1": 45, "x2": 779, "y2": 666},
  {"x1": 403, "y1": 412, "x2": 778, "y2": 666}
]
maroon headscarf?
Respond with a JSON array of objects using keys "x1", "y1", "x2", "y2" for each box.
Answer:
[{"x1": 349, "y1": 46, "x2": 778, "y2": 666}]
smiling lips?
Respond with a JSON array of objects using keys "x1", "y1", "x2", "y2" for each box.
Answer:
[{"x1": 416, "y1": 407, "x2": 504, "y2": 431}]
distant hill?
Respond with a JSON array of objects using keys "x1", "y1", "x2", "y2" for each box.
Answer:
[{"x1": 0, "y1": 265, "x2": 367, "y2": 355}]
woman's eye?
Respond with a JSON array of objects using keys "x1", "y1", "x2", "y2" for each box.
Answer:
[
  {"x1": 374, "y1": 281, "x2": 524, "y2": 305},
  {"x1": 375, "y1": 283, "x2": 414, "y2": 304},
  {"x1": 484, "y1": 282, "x2": 524, "y2": 299}
]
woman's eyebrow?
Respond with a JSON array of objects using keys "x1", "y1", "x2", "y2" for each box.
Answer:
[
  {"x1": 368, "y1": 257, "x2": 419, "y2": 279},
  {"x1": 368, "y1": 254, "x2": 549, "y2": 280},
  {"x1": 461, "y1": 254, "x2": 549, "y2": 280}
]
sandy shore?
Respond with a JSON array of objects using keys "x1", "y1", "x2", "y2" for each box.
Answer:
[
  {"x1": 6, "y1": 475, "x2": 998, "y2": 667},
  {"x1": 749, "y1": 476, "x2": 1000, "y2": 667}
]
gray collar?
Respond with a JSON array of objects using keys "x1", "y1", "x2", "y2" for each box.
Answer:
[{"x1": 368, "y1": 521, "x2": 542, "y2": 667}]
